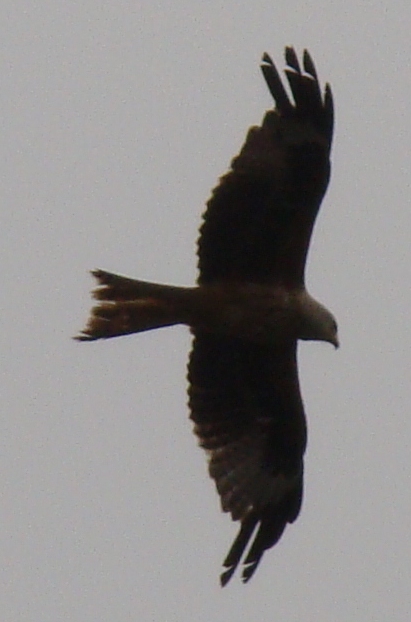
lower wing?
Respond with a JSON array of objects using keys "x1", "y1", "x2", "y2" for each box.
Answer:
[{"x1": 187, "y1": 332, "x2": 307, "y2": 584}]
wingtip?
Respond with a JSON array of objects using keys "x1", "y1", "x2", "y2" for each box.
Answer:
[
  {"x1": 261, "y1": 47, "x2": 334, "y2": 143},
  {"x1": 220, "y1": 565, "x2": 236, "y2": 587},
  {"x1": 302, "y1": 49, "x2": 318, "y2": 79},
  {"x1": 241, "y1": 561, "x2": 258, "y2": 584},
  {"x1": 260, "y1": 51, "x2": 293, "y2": 113},
  {"x1": 220, "y1": 558, "x2": 259, "y2": 586},
  {"x1": 261, "y1": 51, "x2": 273, "y2": 66},
  {"x1": 285, "y1": 46, "x2": 300, "y2": 72}
]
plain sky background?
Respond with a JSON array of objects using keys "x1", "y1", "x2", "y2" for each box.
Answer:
[{"x1": 2, "y1": 1, "x2": 411, "y2": 620}]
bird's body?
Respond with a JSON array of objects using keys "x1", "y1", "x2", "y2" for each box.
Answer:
[
  {"x1": 81, "y1": 273, "x2": 336, "y2": 348},
  {"x1": 77, "y1": 47, "x2": 338, "y2": 585}
]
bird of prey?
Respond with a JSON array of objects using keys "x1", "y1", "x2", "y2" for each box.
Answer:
[{"x1": 77, "y1": 47, "x2": 338, "y2": 586}]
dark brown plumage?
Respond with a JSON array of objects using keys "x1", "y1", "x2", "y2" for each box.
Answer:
[
  {"x1": 187, "y1": 47, "x2": 334, "y2": 584},
  {"x1": 77, "y1": 47, "x2": 337, "y2": 585}
]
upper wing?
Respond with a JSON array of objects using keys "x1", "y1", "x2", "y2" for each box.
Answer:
[
  {"x1": 188, "y1": 333, "x2": 306, "y2": 584},
  {"x1": 197, "y1": 48, "x2": 333, "y2": 287}
]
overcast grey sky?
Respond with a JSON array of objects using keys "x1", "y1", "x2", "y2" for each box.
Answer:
[{"x1": 2, "y1": 1, "x2": 411, "y2": 620}]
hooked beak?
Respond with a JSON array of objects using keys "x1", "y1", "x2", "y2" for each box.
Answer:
[{"x1": 331, "y1": 334, "x2": 339, "y2": 349}]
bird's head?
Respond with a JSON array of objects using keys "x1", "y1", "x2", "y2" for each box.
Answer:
[{"x1": 298, "y1": 292, "x2": 339, "y2": 348}]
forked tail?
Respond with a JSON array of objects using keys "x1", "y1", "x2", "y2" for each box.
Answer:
[{"x1": 76, "y1": 269, "x2": 191, "y2": 341}]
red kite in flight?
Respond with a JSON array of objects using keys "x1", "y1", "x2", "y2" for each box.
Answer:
[{"x1": 77, "y1": 47, "x2": 338, "y2": 585}]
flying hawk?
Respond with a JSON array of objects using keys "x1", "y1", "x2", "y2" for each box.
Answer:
[{"x1": 77, "y1": 47, "x2": 338, "y2": 585}]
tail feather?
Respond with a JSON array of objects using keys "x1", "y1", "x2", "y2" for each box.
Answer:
[{"x1": 76, "y1": 270, "x2": 190, "y2": 341}]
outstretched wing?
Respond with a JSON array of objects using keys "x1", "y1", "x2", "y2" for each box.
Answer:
[
  {"x1": 197, "y1": 47, "x2": 334, "y2": 287},
  {"x1": 188, "y1": 335, "x2": 306, "y2": 584},
  {"x1": 188, "y1": 49, "x2": 332, "y2": 583}
]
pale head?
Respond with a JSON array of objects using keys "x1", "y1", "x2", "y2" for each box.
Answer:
[{"x1": 298, "y1": 291, "x2": 339, "y2": 348}]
